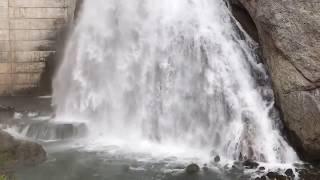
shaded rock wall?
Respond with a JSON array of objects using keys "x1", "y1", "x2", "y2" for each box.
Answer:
[
  {"x1": 0, "y1": 0, "x2": 77, "y2": 96},
  {"x1": 234, "y1": 0, "x2": 320, "y2": 161}
]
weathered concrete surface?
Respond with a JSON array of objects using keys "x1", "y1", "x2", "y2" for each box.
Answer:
[
  {"x1": 0, "y1": 0, "x2": 77, "y2": 95},
  {"x1": 234, "y1": 0, "x2": 320, "y2": 161}
]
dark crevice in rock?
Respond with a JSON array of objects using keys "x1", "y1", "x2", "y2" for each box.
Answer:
[{"x1": 229, "y1": 0, "x2": 260, "y2": 43}]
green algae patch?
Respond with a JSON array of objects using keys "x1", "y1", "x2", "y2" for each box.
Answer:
[
  {"x1": 0, "y1": 175, "x2": 8, "y2": 180},
  {"x1": 0, "y1": 151, "x2": 17, "y2": 174}
]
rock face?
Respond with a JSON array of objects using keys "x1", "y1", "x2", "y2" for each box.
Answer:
[
  {"x1": 232, "y1": 0, "x2": 320, "y2": 161},
  {"x1": 0, "y1": 131, "x2": 46, "y2": 173}
]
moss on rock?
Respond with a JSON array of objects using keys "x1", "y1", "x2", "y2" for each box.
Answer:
[{"x1": 0, "y1": 131, "x2": 46, "y2": 173}]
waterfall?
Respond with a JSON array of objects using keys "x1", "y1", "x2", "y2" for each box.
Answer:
[{"x1": 53, "y1": 0, "x2": 298, "y2": 164}]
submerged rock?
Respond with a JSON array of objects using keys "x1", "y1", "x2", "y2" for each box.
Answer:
[
  {"x1": 231, "y1": 164, "x2": 243, "y2": 173},
  {"x1": 18, "y1": 121, "x2": 88, "y2": 140},
  {"x1": 285, "y1": 168, "x2": 295, "y2": 178},
  {"x1": 266, "y1": 172, "x2": 280, "y2": 179},
  {"x1": 202, "y1": 164, "x2": 209, "y2": 172},
  {"x1": 185, "y1": 163, "x2": 200, "y2": 174},
  {"x1": 0, "y1": 106, "x2": 14, "y2": 124},
  {"x1": 122, "y1": 165, "x2": 130, "y2": 172},
  {"x1": 0, "y1": 130, "x2": 46, "y2": 173},
  {"x1": 214, "y1": 155, "x2": 220, "y2": 163},
  {"x1": 242, "y1": 160, "x2": 259, "y2": 169},
  {"x1": 266, "y1": 172, "x2": 289, "y2": 180},
  {"x1": 254, "y1": 177, "x2": 267, "y2": 180}
]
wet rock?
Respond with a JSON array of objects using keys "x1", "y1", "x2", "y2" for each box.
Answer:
[
  {"x1": 0, "y1": 106, "x2": 14, "y2": 112},
  {"x1": 202, "y1": 164, "x2": 209, "y2": 172},
  {"x1": 18, "y1": 121, "x2": 88, "y2": 140},
  {"x1": 214, "y1": 155, "x2": 220, "y2": 163},
  {"x1": 122, "y1": 165, "x2": 130, "y2": 172},
  {"x1": 242, "y1": 159, "x2": 259, "y2": 169},
  {"x1": 185, "y1": 163, "x2": 200, "y2": 174},
  {"x1": 0, "y1": 106, "x2": 14, "y2": 124},
  {"x1": 15, "y1": 141, "x2": 47, "y2": 166},
  {"x1": 235, "y1": 0, "x2": 320, "y2": 161},
  {"x1": 285, "y1": 168, "x2": 294, "y2": 178},
  {"x1": 231, "y1": 164, "x2": 243, "y2": 173},
  {"x1": 239, "y1": 153, "x2": 243, "y2": 161},
  {"x1": 0, "y1": 130, "x2": 46, "y2": 172},
  {"x1": 266, "y1": 172, "x2": 280, "y2": 179},
  {"x1": 172, "y1": 165, "x2": 185, "y2": 170},
  {"x1": 261, "y1": 176, "x2": 267, "y2": 180},
  {"x1": 277, "y1": 175, "x2": 289, "y2": 180},
  {"x1": 232, "y1": 161, "x2": 242, "y2": 168},
  {"x1": 266, "y1": 172, "x2": 289, "y2": 180},
  {"x1": 241, "y1": 110, "x2": 254, "y2": 124},
  {"x1": 258, "y1": 166, "x2": 266, "y2": 171}
]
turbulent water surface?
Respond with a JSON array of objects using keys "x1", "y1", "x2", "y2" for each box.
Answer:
[{"x1": 52, "y1": 0, "x2": 299, "y2": 167}]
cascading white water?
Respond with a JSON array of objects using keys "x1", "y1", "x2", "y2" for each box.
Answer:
[{"x1": 53, "y1": 0, "x2": 299, "y2": 164}]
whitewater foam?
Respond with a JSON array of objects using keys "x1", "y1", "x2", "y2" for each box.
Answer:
[{"x1": 53, "y1": 0, "x2": 299, "y2": 164}]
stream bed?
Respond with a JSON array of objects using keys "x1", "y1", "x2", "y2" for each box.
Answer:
[{"x1": 1, "y1": 98, "x2": 320, "y2": 180}]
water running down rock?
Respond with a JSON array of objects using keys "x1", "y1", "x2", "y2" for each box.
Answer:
[{"x1": 53, "y1": 0, "x2": 299, "y2": 164}]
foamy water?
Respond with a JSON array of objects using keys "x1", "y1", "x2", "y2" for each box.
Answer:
[{"x1": 52, "y1": 0, "x2": 299, "y2": 165}]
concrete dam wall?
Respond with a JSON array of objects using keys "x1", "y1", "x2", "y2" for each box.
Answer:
[{"x1": 0, "y1": 0, "x2": 77, "y2": 95}]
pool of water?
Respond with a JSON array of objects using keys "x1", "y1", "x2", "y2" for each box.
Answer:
[
  {"x1": 1, "y1": 97, "x2": 320, "y2": 180},
  {"x1": 14, "y1": 147, "x2": 251, "y2": 180}
]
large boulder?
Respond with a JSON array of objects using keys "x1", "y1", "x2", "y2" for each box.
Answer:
[
  {"x1": 232, "y1": 0, "x2": 320, "y2": 161},
  {"x1": 0, "y1": 131, "x2": 46, "y2": 173}
]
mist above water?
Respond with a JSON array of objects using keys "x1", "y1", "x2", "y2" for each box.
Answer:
[{"x1": 53, "y1": 0, "x2": 298, "y2": 164}]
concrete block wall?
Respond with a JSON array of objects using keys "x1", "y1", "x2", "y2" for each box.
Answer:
[{"x1": 0, "y1": 0, "x2": 77, "y2": 95}]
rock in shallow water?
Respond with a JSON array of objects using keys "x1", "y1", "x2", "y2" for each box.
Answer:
[
  {"x1": 266, "y1": 172, "x2": 289, "y2": 180},
  {"x1": 202, "y1": 164, "x2": 209, "y2": 172},
  {"x1": 242, "y1": 160, "x2": 259, "y2": 169},
  {"x1": 285, "y1": 168, "x2": 295, "y2": 178},
  {"x1": 0, "y1": 106, "x2": 14, "y2": 124},
  {"x1": 18, "y1": 121, "x2": 88, "y2": 140},
  {"x1": 0, "y1": 130, "x2": 46, "y2": 173},
  {"x1": 121, "y1": 165, "x2": 130, "y2": 172},
  {"x1": 214, "y1": 155, "x2": 220, "y2": 163},
  {"x1": 255, "y1": 176, "x2": 267, "y2": 180},
  {"x1": 185, "y1": 163, "x2": 200, "y2": 174},
  {"x1": 266, "y1": 172, "x2": 280, "y2": 179}
]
